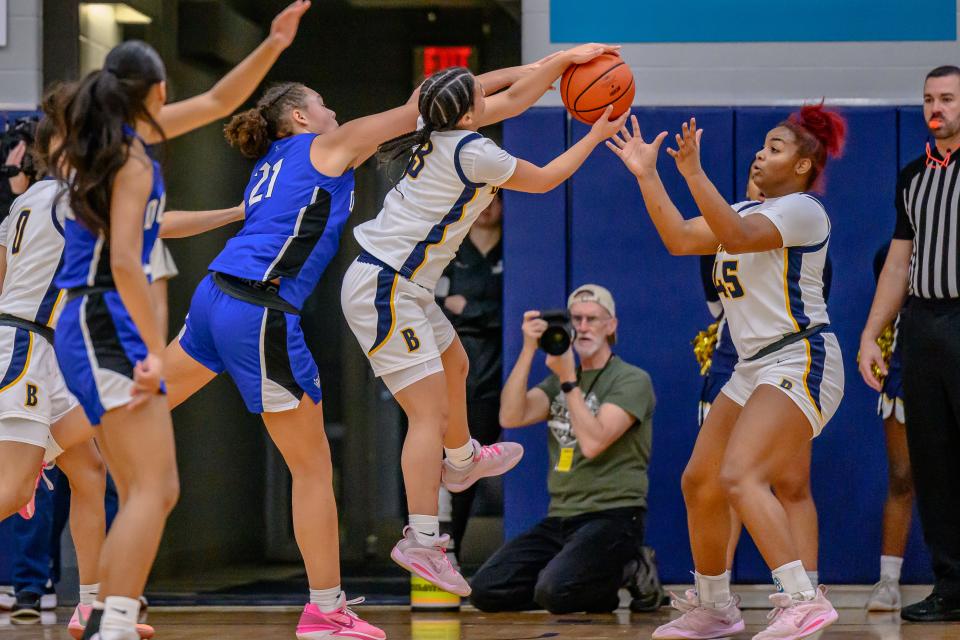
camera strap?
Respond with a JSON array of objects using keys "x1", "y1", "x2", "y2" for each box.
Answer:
[{"x1": 578, "y1": 353, "x2": 615, "y2": 398}]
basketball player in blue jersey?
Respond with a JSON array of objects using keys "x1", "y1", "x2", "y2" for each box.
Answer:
[
  {"x1": 47, "y1": 5, "x2": 311, "y2": 639},
  {"x1": 156, "y1": 54, "x2": 574, "y2": 639},
  {"x1": 340, "y1": 48, "x2": 628, "y2": 596},
  {"x1": 0, "y1": 91, "x2": 243, "y2": 639},
  {"x1": 609, "y1": 107, "x2": 846, "y2": 640}
]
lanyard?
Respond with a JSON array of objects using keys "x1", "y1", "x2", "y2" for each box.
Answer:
[
  {"x1": 925, "y1": 142, "x2": 953, "y2": 170},
  {"x1": 577, "y1": 354, "x2": 615, "y2": 399}
]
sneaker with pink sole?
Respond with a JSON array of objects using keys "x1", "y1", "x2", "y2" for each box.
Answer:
[
  {"x1": 441, "y1": 440, "x2": 523, "y2": 493},
  {"x1": 68, "y1": 604, "x2": 155, "y2": 640},
  {"x1": 652, "y1": 589, "x2": 745, "y2": 640},
  {"x1": 296, "y1": 594, "x2": 385, "y2": 640},
  {"x1": 390, "y1": 527, "x2": 470, "y2": 596},
  {"x1": 753, "y1": 586, "x2": 838, "y2": 640}
]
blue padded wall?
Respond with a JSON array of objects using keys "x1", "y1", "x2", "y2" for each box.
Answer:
[
  {"x1": 503, "y1": 106, "x2": 936, "y2": 585},
  {"x1": 501, "y1": 108, "x2": 569, "y2": 540}
]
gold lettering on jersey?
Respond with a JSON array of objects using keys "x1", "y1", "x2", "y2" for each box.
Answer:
[
  {"x1": 714, "y1": 259, "x2": 745, "y2": 299},
  {"x1": 11, "y1": 209, "x2": 31, "y2": 255},
  {"x1": 25, "y1": 383, "x2": 38, "y2": 407},
  {"x1": 401, "y1": 328, "x2": 421, "y2": 352}
]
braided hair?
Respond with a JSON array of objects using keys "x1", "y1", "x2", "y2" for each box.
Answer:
[{"x1": 377, "y1": 66, "x2": 476, "y2": 165}]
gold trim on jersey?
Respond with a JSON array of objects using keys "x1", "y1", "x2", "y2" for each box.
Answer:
[
  {"x1": 46, "y1": 289, "x2": 66, "y2": 328},
  {"x1": 409, "y1": 188, "x2": 480, "y2": 281},
  {"x1": 782, "y1": 249, "x2": 801, "y2": 332}
]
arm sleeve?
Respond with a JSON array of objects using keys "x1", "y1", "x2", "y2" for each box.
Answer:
[
  {"x1": 460, "y1": 138, "x2": 518, "y2": 186},
  {"x1": 602, "y1": 369, "x2": 655, "y2": 423},
  {"x1": 893, "y1": 171, "x2": 915, "y2": 240},
  {"x1": 756, "y1": 194, "x2": 829, "y2": 248},
  {"x1": 536, "y1": 373, "x2": 561, "y2": 402}
]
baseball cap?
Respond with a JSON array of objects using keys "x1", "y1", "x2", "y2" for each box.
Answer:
[{"x1": 567, "y1": 284, "x2": 616, "y2": 317}]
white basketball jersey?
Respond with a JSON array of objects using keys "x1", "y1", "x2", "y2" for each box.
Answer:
[
  {"x1": 354, "y1": 129, "x2": 516, "y2": 290},
  {"x1": 0, "y1": 180, "x2": 68, "y2": 326},
  {"x1": 713, "y1": 193, "x2": 831, "y2": 359}
]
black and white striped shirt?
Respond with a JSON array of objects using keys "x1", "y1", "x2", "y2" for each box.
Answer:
[{"x1": 894, "y1": 148, "x2": 960, "y2": 299}]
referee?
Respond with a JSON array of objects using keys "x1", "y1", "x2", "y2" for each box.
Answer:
[{"x1": 860, "y1": 65, "x2": 960, "y2": 622}]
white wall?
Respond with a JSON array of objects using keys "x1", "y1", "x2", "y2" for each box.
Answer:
[
  {"x1": 0, "y1": 0, "x2": 41, "y2": 109},
  {"x1": 524, "y1": 0, "x2": 960, "y2": 106}
]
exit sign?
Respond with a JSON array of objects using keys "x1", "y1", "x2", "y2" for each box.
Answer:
[{"x1": 414, "y1": 46, "x2": 476, "y2": 79}]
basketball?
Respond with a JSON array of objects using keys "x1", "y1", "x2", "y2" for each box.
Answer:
[{"x1": 560, "y1": 53, "x2": 635, "y2": 124}]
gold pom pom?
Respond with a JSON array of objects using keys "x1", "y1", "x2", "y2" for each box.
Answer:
[
  {"x1": 693, "y1": 322, "x2": 719, "y2": 376},
  {"x1": 857, "y1": 323, "x2": 895, "y2": 382}
]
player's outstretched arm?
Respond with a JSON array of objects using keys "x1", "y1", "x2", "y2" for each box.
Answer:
[
  {"x1": 501, "y1": 106, "x2": 627, "y2": 194},
  {"x1": 159, "y1": 203, "x2": 245, "y2": 239},
  {"x1": 150, "y1": 0, "x2": 311, "y2": 143},
  {"x1": 477, "y1": 44, "x2": 620, "y2": 128},
  {"x1": 607, "y1": 114, "x2": 717, "y2": 255},
  {"x1": 671, "y1": 118, "x2": 781, "y2": 253}
]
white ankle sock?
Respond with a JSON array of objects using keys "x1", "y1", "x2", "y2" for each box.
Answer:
[
  {"x1": 43, "y1": 433, "x2": 64, "y2": 464},
  {"x1": 880, "y1": 555, "x2": 904, "y2": 582},
  {"x1": 806, "y1": 571, "x2": 819, "y2": 587},
  {"x1": 444, "y1": 440, "x2": 477, "y2": 470},
  {"x1": 409, "y1": 514, "x2": 440, "y2": 546},
  {"x1": 310, "y1": 586, "x2": 342, "y2": 613},
  {"x1": 100, "y1": 596, "x2": 140, "y2": 639},
  {"x1": 773, "y1": 561, "x2": 816, "y2": 600},
  {"x1": 79, "y1": 583, "x2": 99, "y2": 607},
  {"x1": 694, "y1": 570, "x2": 732, "y2": 608}
]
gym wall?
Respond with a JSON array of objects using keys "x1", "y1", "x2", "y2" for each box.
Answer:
[
  {"x1": 0, "y1": 0, "x2": 42, "y2": 109},
  {"x1": 522, "y1": 0, "x2": 960, "y2": 105},
  {"x1": 501, "y1": 105, "x2": 935, "y2": 585}
]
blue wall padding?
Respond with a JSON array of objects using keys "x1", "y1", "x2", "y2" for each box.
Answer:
[
  {"x1": 501, "y1": 108, "x2": 570, "y2": 540},
  {"x1": 502, "y1": 106, "x2": 936, "y2": 585}
]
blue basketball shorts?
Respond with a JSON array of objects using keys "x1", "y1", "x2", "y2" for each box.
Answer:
[{"x1": 178, "y1": 274, "x2": 321, "y2": 414}]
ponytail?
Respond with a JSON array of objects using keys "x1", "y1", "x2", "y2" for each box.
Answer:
[
  {"x1": 51, "y1": 40, "x2": 166, "y2": 235},
  {"x1": 780, "y1": 102, "x2": 847, "y2": 191},
  {"x1": 224, "y1": 82, "x2": 309, "y2": 159}
]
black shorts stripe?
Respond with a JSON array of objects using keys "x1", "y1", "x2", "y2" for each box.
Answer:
[
  {"x1": 265, "y1": 188, "x2": 332, "y2": 280},
  {"x1": 84, "y1": 294, "x2": 134, "y2": 379},
  {"x1": 263, "y1": 308, "x2": 304, "y2": 400}
]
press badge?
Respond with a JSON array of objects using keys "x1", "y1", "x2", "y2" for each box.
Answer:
[{"x1": 556, "y1": 447, "x2": 575, "y2": 472}]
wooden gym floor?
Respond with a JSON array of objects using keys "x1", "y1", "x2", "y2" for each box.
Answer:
[{"x1": 1, "y1": 606, "x2": 957, "y2": 639}]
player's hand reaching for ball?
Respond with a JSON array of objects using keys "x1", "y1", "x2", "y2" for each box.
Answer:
[
  {"x1": 606, "y1": 114, "x2": 668, "y2": 179},
  {"x1": 589, "y1": 106, "x2": 631, "y2": 144},
  {"x1": 566, "y1": 43, "x2": 621, "y2": 64},
  {"x1": 269, "y1": 0, "x2": 311, "y2": 50},
  {"x1": 667, "y1": 117, "x2": 704, "y2": 179}
]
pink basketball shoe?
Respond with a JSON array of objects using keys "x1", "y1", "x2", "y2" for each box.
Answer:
[
  {"x1": 652, "y1": 589, "x2": 746, "y2": 639},
  {"x1": 295, "y1": 594, "x2": 385, "y2": 640},
  {"x1": 441, "y1": 440, "x2": 523, "y2": 493}
]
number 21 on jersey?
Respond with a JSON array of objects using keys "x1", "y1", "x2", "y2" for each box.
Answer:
[{"x1": 249, "y1": 159, "x2": 284, "y2": 205}]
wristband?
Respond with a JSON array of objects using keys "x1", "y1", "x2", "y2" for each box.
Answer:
[{"x1": 560, "y1": 380, "x2": 578, "y2": 394}]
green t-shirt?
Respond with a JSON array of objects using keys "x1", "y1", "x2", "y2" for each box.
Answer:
[{"x1": 536, "y1": 355, "x2": 655, "y2": 518}]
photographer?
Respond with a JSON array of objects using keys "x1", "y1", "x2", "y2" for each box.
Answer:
[
  {"x1": 0, "y1": 117, "x2": 40, "y2": 222},
  {"x1": 470, "y1": 285, "x2": 655, "y2": 614}
]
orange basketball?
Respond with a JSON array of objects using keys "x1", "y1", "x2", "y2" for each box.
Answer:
[{"x1": 560, "y1": 54, "x2": 635, "y2": 125}]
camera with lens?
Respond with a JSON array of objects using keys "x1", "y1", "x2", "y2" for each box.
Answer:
[
  {"x1": 0, "y1": 116, "x2": 40, "y2": 181},
  {"x1": 537, "y1": 309, "x2": 574, "y2": 356}
]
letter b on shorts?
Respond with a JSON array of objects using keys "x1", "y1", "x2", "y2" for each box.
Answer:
[
  {"x1": 401, "y1": 328, "x2": 420, "y2": 352},
  {"x1": 25, "y1": 384, "x2": 38, "y2": 407}
]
